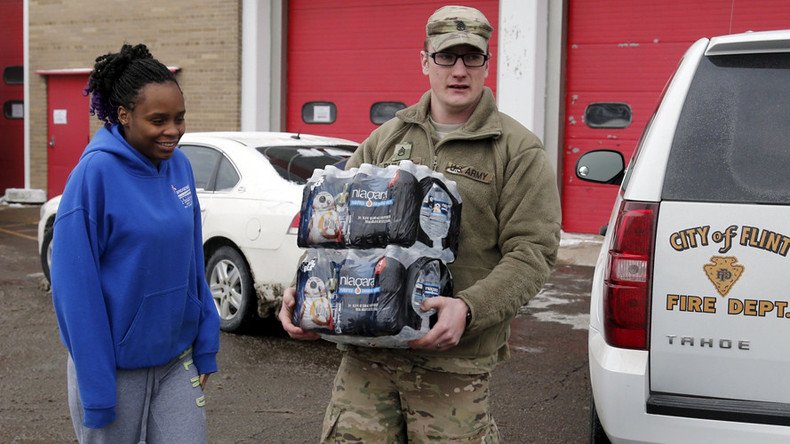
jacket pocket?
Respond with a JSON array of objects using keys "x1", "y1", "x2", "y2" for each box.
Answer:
[{"x1": 117, "y1": 285, "x2": 200, "y2": 368}]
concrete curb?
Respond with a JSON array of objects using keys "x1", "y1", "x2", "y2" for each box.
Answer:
[
  {"x1": 2, "y1": 189, "x2": 47, "y2": 204},
  {"x1": 556, "y1": 231, "x2": 603, "y2": 268}
]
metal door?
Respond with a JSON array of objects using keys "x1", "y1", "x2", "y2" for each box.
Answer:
[{"x1": 45, "y1": 74, "x2": 90, "y2": 198}]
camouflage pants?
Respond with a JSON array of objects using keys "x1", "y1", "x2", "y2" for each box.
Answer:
[{"x1": 321, "y1": 352, "x2": 500, "y2": 443}]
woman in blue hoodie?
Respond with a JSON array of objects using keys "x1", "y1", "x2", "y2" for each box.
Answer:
[{"x1": 51, "y1": 43, "x2": 220, "y2": 443}]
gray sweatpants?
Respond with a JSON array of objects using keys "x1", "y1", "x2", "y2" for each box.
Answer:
[{"x1": 67, "y1": 349, "x2": 207, "y2": 444}]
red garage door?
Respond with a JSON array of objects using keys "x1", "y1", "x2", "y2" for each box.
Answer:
[
  {"x1": 287, "y1": 0, "x2": 498, "y2": 143},
  {"x1": 562, "y1": 0, "x2": 790, "y2": 233},
  {"x1": 0, "y1": 0, "x2": 24, "y2": 197}
]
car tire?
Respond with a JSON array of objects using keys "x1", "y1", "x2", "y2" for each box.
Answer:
[
  {"x1": 590, "y1": 397, "x2": 611, "y2": 444},
  {"x1": 41, "y1": 225, "x2": 53, "y2": 283},
  {"x1": 206, "y1": 246, "x2": 257, "y2": 332}
]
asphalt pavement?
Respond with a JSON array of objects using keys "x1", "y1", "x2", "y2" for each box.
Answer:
[{"x1": 0, "y1": 202, "x2": 597, "y2": 443}]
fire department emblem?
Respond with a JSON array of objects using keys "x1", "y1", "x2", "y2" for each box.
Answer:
[{"x1": 703, "y1": 256, "x2": 744, "y2": 297}]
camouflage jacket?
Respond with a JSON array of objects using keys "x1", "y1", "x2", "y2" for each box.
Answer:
[{"x1": 344, "y1": 87, "x2": 561, "y2": 373}]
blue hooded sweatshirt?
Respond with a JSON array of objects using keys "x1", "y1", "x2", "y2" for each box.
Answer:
[{"x1": 51, "y1": 124, "x2": 220, "y2": 428}]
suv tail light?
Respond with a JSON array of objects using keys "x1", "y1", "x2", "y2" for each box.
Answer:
[
  {"x1": 287, "y1": 212, "x2": 300, "y2": 235},
  {"x1": 604, "y1": 200, "x2": 658, "y2": 349}
]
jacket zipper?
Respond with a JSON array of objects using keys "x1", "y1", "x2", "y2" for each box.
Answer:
[{"x1": 418, "y1": 123, "x2": 440, "y2": 171}]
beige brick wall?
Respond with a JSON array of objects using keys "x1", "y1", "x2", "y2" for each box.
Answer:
[{"x1": 29, "y1": 0, "x2": 242, "y2": 192}]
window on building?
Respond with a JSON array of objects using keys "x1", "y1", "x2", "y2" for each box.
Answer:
[
  {"x1": 584, "y1": 103, "x2": 632, "y2": 128},
  {"x1": 370, "y1": 101, "x2": 406, "y2": 124},
  {"x1": 3, "y1": 66, "x2": 23, "y2": 84},
  {"x1": 3, "y1": 100, "x2": 23, "y2": 119},
  {"x1": 302, "y1": 101, "x2": 337, "y2": 124}
]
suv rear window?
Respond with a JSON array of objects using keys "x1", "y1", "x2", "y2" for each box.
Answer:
[
  {"x1": 257, "y1": 145, "x2": 355, "y2": 184},
  {"x1": 663, "y1": 52, "x2": 790, "y2": 204}
]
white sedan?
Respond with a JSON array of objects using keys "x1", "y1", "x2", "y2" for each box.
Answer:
[{"x1": 39, "y1": 131, "x2": 357, "y2": 332}]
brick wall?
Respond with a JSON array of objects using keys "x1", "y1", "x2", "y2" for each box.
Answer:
[{"x1": 29, "y1": 0, "x2": 242, "y2": 191}]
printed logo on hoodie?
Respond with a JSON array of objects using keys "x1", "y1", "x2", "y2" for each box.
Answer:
[{"x1": 172, "y1": 184, "x2": 193, "y2": 208}]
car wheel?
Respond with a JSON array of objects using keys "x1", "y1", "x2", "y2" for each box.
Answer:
[
  {"x1": 590, "y1": 397, "x2": 611, "y2": 444},
  {"x1": 41, "y1": 225, "x2": 53, "y2": 283},
  {"x1": 206, "y1": 246, "x2": 257, "y2": 332}
]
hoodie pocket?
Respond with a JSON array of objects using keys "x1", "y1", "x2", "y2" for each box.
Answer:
[{"x1": 117, "y1": 285, "x2": 201, "y2": 367}]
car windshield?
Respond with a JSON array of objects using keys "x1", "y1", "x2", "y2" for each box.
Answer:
[{"x1": 257, "y1": 145, "x2": 356, "y2": 184}]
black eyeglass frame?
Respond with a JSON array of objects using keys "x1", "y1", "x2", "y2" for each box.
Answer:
[{"x1": 429, "y1": 52, "x2": 490, "y2": 68}]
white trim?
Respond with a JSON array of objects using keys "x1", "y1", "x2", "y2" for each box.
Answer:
[
  {"x1": 241, "y1": 0, "x2": 284, "y2": 131},
  {"x1": 270, "y1": 0, "x2": 284, "y2": 132},
  {"x1": 34, "y1": 67, "x2": 179, "y2": 76},
  {"x1": 497, "y1": 0, "x2": 562, "y2": 177},
  {"x1": 496, "y1": 0, "x2": 548, "y2": 142},
  {"x1": 241, "y1": 0, "x2": 267, "y2": 131},
  {"x1": 33, "y1": 68, "x2": 91, "y2": 75},
  {"x1": 544, "y1": 0, "x2": 566, "y2": 177},
  {"x1": 23, "y1": 0, "x2": 29, "y2": 188}
]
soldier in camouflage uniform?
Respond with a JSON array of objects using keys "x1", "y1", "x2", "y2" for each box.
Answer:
[{"x1": 279, "y1": 5, "x2": 561, "y2": 442}]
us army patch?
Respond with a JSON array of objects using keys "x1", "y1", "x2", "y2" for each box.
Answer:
[
  {"x1": 445, "y1": 162, "x2": 493, "y2": 184},
  {"x1": 392, "y1": 143, "x2": 412, "y2": 161}
]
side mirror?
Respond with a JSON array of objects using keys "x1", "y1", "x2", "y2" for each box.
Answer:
[{"x1": 575, "y1": 150, "x2": 625, "y2": 185}]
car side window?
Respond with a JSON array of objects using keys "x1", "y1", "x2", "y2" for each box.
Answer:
[
  {"x1": 215, "y1": 156, "x2": 240, "y2": 191},
  {"x1": 180, "y1": 145, "x2": 221, "y2": 190}
]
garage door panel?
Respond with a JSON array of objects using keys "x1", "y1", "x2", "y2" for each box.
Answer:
[
  {"x1": 290, "y1": 59, "x2": 496, "y2": 93},
  {"x1": 561, "y1": 184, "x2": 620, "y2": 234},
  {"x1": 562, "y1": 0, "x2": 790, "y2": 233},
  {"x1": 568, "y1": 0, "x2": 732, "y2": 44},
  {"x1": 0, "y1": 0, "x2": 24, "y2": 195},
  {"x1": 288, "y1": 0, "x2": 499, "y2": 143},
  {"x1": 565, "y1": 43, "x2": 687, "y2": 92},
  {"x1": 731, "y1": 0, "x2": 790, "y2": 31},
  {"x1": 291, "y1": 1, "x2": 498, "y2": 51},
  {"x1": 289, "y1": 92, "x2": 421, "y2": 136},
  {"x1": 289, "y1": 49, "x2": 495, "y2": 92},
  {"x1": 564, "y1": 91, "x2": 662, "y2": 141}
]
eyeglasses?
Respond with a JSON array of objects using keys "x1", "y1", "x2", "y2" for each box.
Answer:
[{"x1": 429, "y1": 52, "x2": 489, "y2": 68}]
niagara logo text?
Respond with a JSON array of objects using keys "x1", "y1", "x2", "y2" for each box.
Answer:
[
  {"x1": 340, "y1": 276, "x2": 375, "y2": 287},
  {"x1": 351, "y1": 189, "x2": 388, "y2": 200}
]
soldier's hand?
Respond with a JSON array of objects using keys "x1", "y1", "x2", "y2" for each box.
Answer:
[
  {"x1": 408, "y1": 296, "x2": 469, "y2": 351},
  {"x1": 278, "y1": 286, "x2": 321, "y2": 340}
]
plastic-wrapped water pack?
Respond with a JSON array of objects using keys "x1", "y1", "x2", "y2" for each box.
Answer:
[
  {"x1": 297, "y1": 161, "x2": 462, "y2": 260},
  {"x1": 293, "y1": 245, "x2": 453, "y2": 348}
]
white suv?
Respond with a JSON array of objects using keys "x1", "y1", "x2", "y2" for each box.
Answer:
[{"x1": 576, "y1": 30, "x2": 790, "y2": 442}]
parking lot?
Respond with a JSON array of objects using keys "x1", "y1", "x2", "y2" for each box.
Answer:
[{"x1": 0, "y1": 203, "x2": 593, "y2": 443}]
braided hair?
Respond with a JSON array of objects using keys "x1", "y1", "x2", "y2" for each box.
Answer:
[{"x1": 84, "y1": 43, "x2": 178, "y2": 127}]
